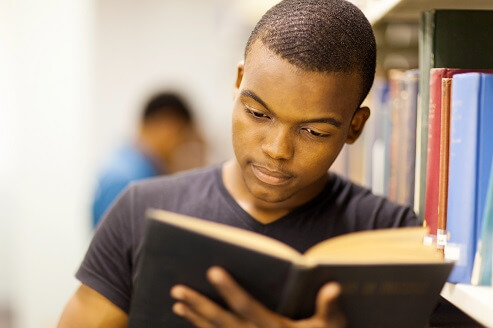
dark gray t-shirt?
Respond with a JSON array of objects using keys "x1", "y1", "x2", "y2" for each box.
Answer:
[{"x1": 76, "y1": 164, "x2": 419, "y2": 313}]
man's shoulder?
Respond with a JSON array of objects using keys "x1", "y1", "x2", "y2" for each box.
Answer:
[{"x1": 328, "y1": 172, "x2": 419, "y2": 228}]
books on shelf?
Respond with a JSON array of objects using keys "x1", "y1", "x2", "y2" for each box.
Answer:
[
  {"x1": 416, "y1": 10, "x2": 493, "y2": 223},
  {"x1": 423, "y1": 69, "x2": 493, "y2": 240},
  {"x1": 445, "y1": 73, "x2": 493, "y2": 284},
  {"x1": 128, "y1": 209, "x2": 453, "y2": 328}
]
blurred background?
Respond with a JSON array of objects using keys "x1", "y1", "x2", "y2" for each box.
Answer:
[{"x1": 0, "y1": 0, "x2": 418, "y2": 327}]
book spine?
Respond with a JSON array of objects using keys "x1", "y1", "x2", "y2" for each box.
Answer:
[
  {"x1": 476, "y1": 74, "x2": 493, "y2": 250},
  {"x1": 370, "y1": 79, "x2": 390, "y2": 196},
  {"x1": 388, "y1": 70, "x2": 405, "y2": 202},
  {"x1": 445, "y1": 73, "x2": 481, "y2": 284},
  {"x1": 437, "y1": 78, "x2": 452, "y2": 249},
  {"x1": 472, "y1": 161, "x2": 493, "y2": 286},
  {"x1": 424, "y1": 68, "x2": 445, "y2": 236},
  {"x1": 276, "y1": 265, "x2": 312, "y2": 318},
  {"x1": 403, "y1": 70, "x2": 419, "y2": 208},
  {"x1": 416, "y1": 10, "x2": 435, "y2": 221}
]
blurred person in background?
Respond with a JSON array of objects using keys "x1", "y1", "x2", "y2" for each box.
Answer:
[{"x1": 92, "y1": 92, "x2": 205, "y2": 227}]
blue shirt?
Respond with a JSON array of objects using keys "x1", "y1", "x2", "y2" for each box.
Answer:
[{"x1": 92, "y1": 144, "x2": 162, "y2": 227}]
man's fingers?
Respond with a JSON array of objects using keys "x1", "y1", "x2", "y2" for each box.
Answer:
[
  {"x1": 172, "y1": 302, "x2": 214, "y2": 328},
  {"x1": 207, "y1": 267, "x2": 283, "y2": 328},
  {"x1": 170, "y1": 285, "x2": 238, "y2": 327},
  {"x1": 315, "y1": 282, "x2": 341, "y2": 316},
  {"x1": 314, "y1": 282, "x2": 346, "y2": 327}
]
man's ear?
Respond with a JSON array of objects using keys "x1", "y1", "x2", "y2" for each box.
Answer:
[
  {"x1": 233, "y1": 61, "x2": 244, "y2": 100},
  {"x1": 346, "y1": 106, "x2": 370, "y2": 144}
]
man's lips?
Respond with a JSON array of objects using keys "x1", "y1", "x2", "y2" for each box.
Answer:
[{"x1": 251, "y1": 164, "x2": 293, "y2": 186}]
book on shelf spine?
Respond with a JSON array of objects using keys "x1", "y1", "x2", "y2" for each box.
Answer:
[
  {"x1": 472, "y1": 160, "x2": 493, "y2": 286},
  {"x1": 416, "y1": 11, "x2": 434, "y2": 222},
  {"x1": 436, "y1": 78, "x2": 451, "y2": 249},
  {"x1": 399, "y1": 70, "x2": 419, "y2": 208},
  {"x1": 369, "y1": 78, "x2": 390, "y2": 196},
  {"x1": 387, "y1": 69, "x2": 405, "y2": 203},
  {"x1": 446, "y1": 73, "x2": 493, "y2": 284},
  {"x1": 423, "y1": 68, "x2": 443, "y2": 236}
]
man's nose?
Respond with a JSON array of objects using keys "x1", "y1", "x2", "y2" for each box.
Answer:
[{"x1": 261, "y1": 126, "x2": 294, "y2": 160}]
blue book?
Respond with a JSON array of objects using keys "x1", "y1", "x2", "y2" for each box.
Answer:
[
  {"x1": 446, "y1": 73, "x2": 493, "y2": 284},
  {"x1": 472, "y1": 160, "x2": 493, "y2": 285}
]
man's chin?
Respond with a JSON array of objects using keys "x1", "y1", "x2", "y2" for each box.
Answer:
[{"x1": 248, "y1": 186, "x2": 293, "y2": 204}]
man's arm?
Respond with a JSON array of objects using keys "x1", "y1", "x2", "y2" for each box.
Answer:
[{"x1": 58, "y1": 284, "x2": 128, "y2": 328}]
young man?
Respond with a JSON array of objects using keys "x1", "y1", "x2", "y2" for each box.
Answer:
[{"x1": 59, "y1": 0, "x2": 418, "y2": 326}]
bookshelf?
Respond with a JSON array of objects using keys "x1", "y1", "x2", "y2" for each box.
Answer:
[
  {"x1": 362, "y1": 1, "x2": 493, "y2": 326},
  {"x1": 441, "y1": 283, "x2": 493, "y2": 326},
  {"x1": 366, "y1": 0, "x2": 493, "y2": 25}
]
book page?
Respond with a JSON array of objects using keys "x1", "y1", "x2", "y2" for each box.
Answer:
[
  {"x1": 147, "y1": 209, "x2": 304, "y2": 263},
  {"x1": 304, "y1": 227, "x2": 444, "y2": 264}
]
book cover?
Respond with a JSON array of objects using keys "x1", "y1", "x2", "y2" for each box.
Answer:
[
  {"x1": 128, "y1": 209, "x2": 453, "y2": 328},
  {"x1": 399, "y1": 70, "x2": 419, "y2": 208},
  {"x1": 437, "y1": 78, "x2": 452, "y2": 249},
  {"x1": 387, "y1": 69, "x2": 405, "y2": 203},
  {"x1": 472, "y1": 161, "x2": 493, "y2": 286},
  {"x1": 446, "y1": 73, "x2": 493, "y2": 284},
  {"x1": 416, "y1": 10, "x2": 493, "y2": 222},
  {"x1": 368, "y1": 78, "x2": 390, "y2": 196}
]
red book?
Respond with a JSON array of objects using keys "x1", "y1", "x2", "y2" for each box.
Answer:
[{"x1": 424, "y1": 68, "x2": 493, "y2": 237}]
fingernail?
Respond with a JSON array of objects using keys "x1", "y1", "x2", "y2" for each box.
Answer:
[
  {"x1": 170, "y1": 286, "x2": 184, "y2": 299},
  {"x1": 207, "y1": 267, "x2": 222, "y2": 283},
  {"x1": 325, "y1": 283, "x2": 341, "y2": 296},
  {"x1": 173, "y1": 303, "x2": 185, "y2": 316}
]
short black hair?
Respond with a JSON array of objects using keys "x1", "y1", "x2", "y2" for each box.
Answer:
[
  {"x1": 142, "y1": 92, "x2": 192, "y2": 123},
  {"x1": 245, "y1": 0, "x2": 376, "y2": 105}
]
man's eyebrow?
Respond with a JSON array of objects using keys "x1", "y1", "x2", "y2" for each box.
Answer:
[
  {"x1": 240, "y1": 89, "x2": 271, "y2": 112},
  {"x1": 302, "y1": 117, "x2": 342, "y2": 128}
]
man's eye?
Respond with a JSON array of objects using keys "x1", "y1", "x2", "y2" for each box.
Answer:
[
  {"x1": 302, "y1": 128, "x2": 329, "y2": 138},
  {"x1": 245, "y1": 108, "x2": 269, "y2": 119}
]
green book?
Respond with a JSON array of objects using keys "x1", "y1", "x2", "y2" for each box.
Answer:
[{"x1": 416, "y1": 9, "x2": 493, "y2": 222}]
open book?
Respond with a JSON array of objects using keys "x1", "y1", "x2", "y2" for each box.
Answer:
[{"x1": 128, "y1": 209, "x2": 453, "y2": 328}]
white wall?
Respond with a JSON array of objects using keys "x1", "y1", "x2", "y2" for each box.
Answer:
[
  {"x1": 0, "y1": 0, "x2": 271, "y2": 327},
  {"x1": 0, "y1": 0, "x2": 94, "y2": 327}
]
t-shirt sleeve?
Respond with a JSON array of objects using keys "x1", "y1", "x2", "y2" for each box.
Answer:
[
  {"x1": 364, "y1": 194, "x2": 420, "y2": 229},
  {"x1": 345, "y1": 183, "x2": 421, "y2": 230},
  {"x1": 76, "y1": 185, "x2": 136, "y2": 313}
]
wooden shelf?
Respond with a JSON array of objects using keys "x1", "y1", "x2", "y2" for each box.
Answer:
[
  {"x1": 365, "y1": 0, "x2": 493, "y2": 25},
  {"x1": 440, "y1": 283, "x2": 493, "y2": 327}
]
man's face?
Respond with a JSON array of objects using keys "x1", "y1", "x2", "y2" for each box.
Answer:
[{"x1": 232, "y1": 41, "x2": 367, "y2": 204}]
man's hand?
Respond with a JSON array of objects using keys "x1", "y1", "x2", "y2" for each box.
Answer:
[{"x1": 170, "y1": 267, "x2": 346, "y2": 328}]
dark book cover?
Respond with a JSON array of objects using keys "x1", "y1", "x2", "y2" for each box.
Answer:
[{"x1": 128, "y1": 211, "x2": 453, "y2": 328}]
